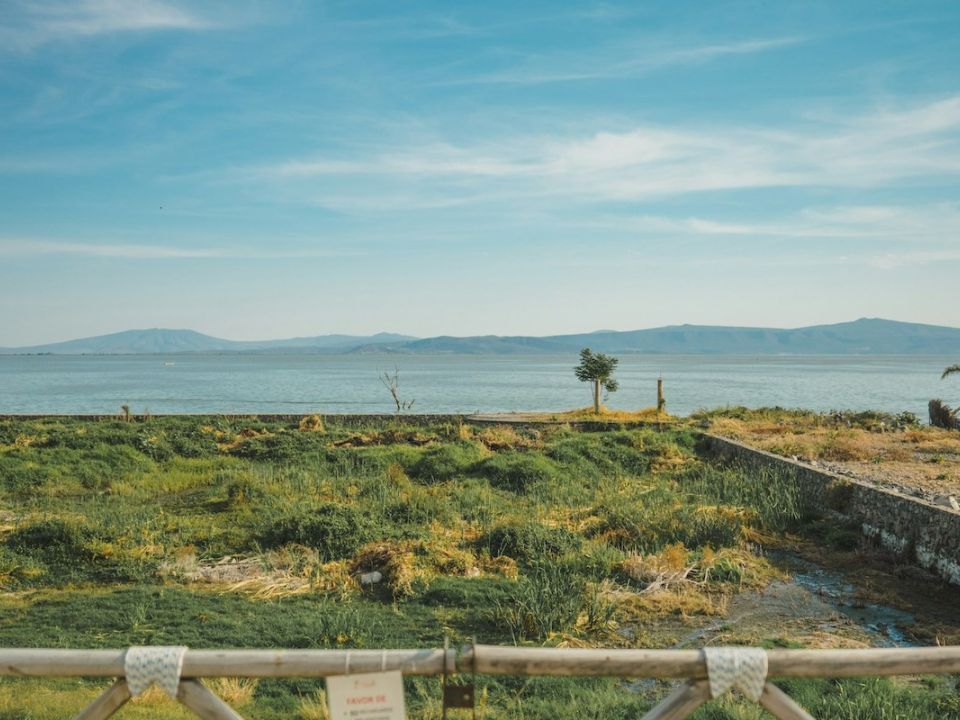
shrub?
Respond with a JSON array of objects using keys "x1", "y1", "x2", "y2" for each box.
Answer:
[
  {"x1": 72, "y1": 444, "x2": 153, "y2": 488},
  {"x1": 258, "y1": 505, "x2": 376, "y2": 561},
  {"x1": 4, "y1": 519, "x2": 157, "y2": 584},
  {"x1": 929, "y1": 399, "x2": 959, "y2": 429},
  {"x1": 406, "y1": 443, "x2": 485, "y2": 483},
  {"x1": 476, "y1": 452, "x2": 559, "y2": 492},
  {"x1": 479, "y1": 521, "x2": 581, "y2": 565},
  {"x1": 137, "y1": 433, "x2": 176, "y2": 462},
  {"x1": 230, "y1": 432, "x2": 326, "y2": 462},
  {"x1": 168, "y1": 431, "x2": 219, "y2": 458},
  {"x1": 0, "y1": 453, "x2": 50, "y2": 492},
  {"x1": 546, "y1": 433, "x2": 651, "y2": 477}
]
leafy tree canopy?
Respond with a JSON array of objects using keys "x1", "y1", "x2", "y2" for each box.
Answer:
[{"x1": 574, "y1": 348, "x2": 620, "y2": 392}]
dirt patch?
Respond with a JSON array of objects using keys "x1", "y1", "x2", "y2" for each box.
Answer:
[{"x1": 702, "y1": 411, "x2": 960, "y2": 500}]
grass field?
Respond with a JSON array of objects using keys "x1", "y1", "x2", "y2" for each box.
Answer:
[{"x1": 0, "y1": 415, "x2": 958, "y2": 719}]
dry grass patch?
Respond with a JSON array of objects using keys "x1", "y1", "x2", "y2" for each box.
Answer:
[
  {"x1": 160, "y1": 545, "x2": 360, "y2": 600},
  {"x1": 298, "y1": 414, "x2": 325, "y2": 433},
  {"x1": 475, "y1": 425, "x2": 541, "y2": 451}
]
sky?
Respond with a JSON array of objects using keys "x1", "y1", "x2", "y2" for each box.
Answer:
[{"x1": 1, "y1": 0, "x2": 959, "y2": 346}]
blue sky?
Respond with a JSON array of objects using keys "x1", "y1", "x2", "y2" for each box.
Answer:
[{"x1": 1, "y1": 0, "x2": 959, "y2": 345}]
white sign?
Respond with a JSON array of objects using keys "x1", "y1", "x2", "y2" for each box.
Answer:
[{"x1": 326, "y1": 671, "x2": 407, "y2": 720}]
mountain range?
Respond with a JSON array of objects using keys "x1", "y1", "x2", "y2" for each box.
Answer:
[
  {"x1": 2, "y1": 319, "x2": 960, "y2": 356},
  {"x1": 0, "y1": 329, "x2": 415, "y2": 355}
]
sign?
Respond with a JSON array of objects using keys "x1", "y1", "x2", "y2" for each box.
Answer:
[{"x1": 326, "y1": 671, "x2": 407, "y2": 720}]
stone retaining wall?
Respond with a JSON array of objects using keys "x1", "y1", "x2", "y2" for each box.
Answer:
[
  {"x1": 700, "y1": 433, "x2": 960, "y2": 585},
  {"x1": 0, "y1": 413, "x2": 468, "y2": 425}
]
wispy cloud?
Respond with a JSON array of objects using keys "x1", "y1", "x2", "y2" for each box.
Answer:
[
  {"x1": 249, "y1": 95, "x2": 960, "y2": 211},
  {"x1": 438, "y1": 36, "x2": 803, "y2": 86},
  {"x1": 616, "y1": 203, "x2": 960, "y2": 243},
  {"x1": 2, "y1": 0, "x2": 217, "y2": 51},
  {"x1": 868, "y1": 249, "x2": 960, "y2": 269},
  {"x1": 0, "y1": 239, "x2": 367, "y2": 259}
]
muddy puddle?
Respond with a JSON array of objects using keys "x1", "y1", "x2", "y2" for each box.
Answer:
[{"x1": 665, "y1": 551, "x2": 918, "y2": 649}]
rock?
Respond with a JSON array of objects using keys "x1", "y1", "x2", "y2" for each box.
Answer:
[
  {"x1": 359, "y1": 570, "x2": 383, "y2": 585},
  {"x1": 935, "y1": 495, "x2": 960, "y2": 511}
]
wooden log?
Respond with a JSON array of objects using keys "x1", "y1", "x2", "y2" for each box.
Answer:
[
  {"x1": 2, "y1": 650, "x2": 127, "y2": 677},
  {"x1": 766, "y1": 647, "x2": 960, "y2": 678},
  {"x1": 640, "y1": 680, "x2": 710, "y2": 720},
  {"x1": 72, "y1": 679, "x2": 131, "y2": 720},
  {"x1": 758, "y1": 682, "x2": 815, "y2": 720},
  {"x1": 184, "y1": 648, "x2": 448, "y2": 678},
  {"x1": 2, "y1": 646, "x2": 960, "y2": 680},
  {"x1": 177, "y1": 680, "x2": 246, "y2": 720},
  {"x1": 470, "y1": 646, "x2": 706, "y2": 678},
  {"x1": 470, "y1": 645, "x2": 960, "y2": 679},
  {"x1": 0, "y1": 648, "x2": 446, "y2": 678}
]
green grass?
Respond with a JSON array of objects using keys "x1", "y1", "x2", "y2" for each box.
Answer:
[{"x1": 0, "y1": 416, "x2": 957, "y2": 718}]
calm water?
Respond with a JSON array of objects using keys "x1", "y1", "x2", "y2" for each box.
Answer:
[{"x1": 0, "y1": 354, "x2": 955, "y2": 417}]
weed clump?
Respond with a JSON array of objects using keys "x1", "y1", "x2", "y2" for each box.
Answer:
[
  {"x1": 406, "y1": 443, "x2": 485, "y2": 482},
  {"x1": 476, "y1": 452, "x2": 559, "y2": 492},
  {"x1": 298, "y1": 415, "x2": 325, "y2": 433},
  {"x1": 229, "y1": 431, "x2": 326, "y2": 462},
  {"x1": 489, "y1": 564, "x2": 587, "y2": 641},
  {"x1": 479, "y1": 521, "x2": 582, "y2": 565},
  {"x1": 259, "y1": 505, "x2": 376, "y2": 561},
  {"x1": 5, "y1": 519, "x2": 158, "y2": 585}
]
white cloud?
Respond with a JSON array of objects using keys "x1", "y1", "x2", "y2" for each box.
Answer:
[
  {"x1": 250, "y1": 95, "x2": 960, "y2": 211},
  {"x1": 3, "y1": 0, "x2": 215, "y2": 50}
]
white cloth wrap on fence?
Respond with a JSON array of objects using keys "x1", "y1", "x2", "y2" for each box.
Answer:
[
  {"x1": 703, "y1": 647, "x2": 768, "y2": 702},
  {"x1": 124, "y1": 646, "x2": 188, "y2": 698}
]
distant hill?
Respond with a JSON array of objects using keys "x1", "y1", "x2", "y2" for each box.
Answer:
[
  {"x1": 2, "y1": 319, "x2": 959, "y2": 355},
  {"x1": 0, "y1": 329, "x2": 417, "y2": 355},
  {"x1": 354, "y1": 318, "x2": 960, "y2": 355}
]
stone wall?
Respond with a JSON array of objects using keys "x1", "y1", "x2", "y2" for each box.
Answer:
[
  {"x1": 700, "y1": 433, "x2": 960, "y2": 585},
  {"x1": 0, "y1": 413, "x2": 469, "y2": 425}
]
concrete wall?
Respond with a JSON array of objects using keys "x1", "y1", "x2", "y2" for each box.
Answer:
[{"x1": 700, "y1": 434, "x2": 960, "y2": 585}]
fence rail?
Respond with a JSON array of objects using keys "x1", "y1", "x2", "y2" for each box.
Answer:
[{"x1": 2, "y1": 645, "x2": 959, "y2": 720}]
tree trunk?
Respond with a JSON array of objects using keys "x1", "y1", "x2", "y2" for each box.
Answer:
[{"x1": 593, "y1": 380, "x2": 601, "y2": 414}]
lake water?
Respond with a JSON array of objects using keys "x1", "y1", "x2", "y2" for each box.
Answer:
[{"x1": 1, "y1": 354, "x2": 955, "y2": 417}]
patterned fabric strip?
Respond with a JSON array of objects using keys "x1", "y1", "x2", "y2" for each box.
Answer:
[
  {"x1": 124, "y1": 646, "x2": 189, "y2": 698},
  {"x1": 703, "y1": 647, "x2": 768, "y2": 702}
]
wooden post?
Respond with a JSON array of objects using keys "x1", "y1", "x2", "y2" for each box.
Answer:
[
  {"x1": 177, "y1": 680, "x2": 246, "y2": 720},
  {"x1": 657, "y1": 377, "x2": 665, "y2": 414},
  {"x1": 73, "y1": 680, "x2": 131, "y2": 720},
  {"x1": 640, "y1": 680, "x2": 710, "y2": 720},
  {"x1": 759, "y1": 682, "x2": 815, "y2": 720}
]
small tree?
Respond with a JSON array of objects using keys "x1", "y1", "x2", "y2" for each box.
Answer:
[
  {"x1": 380, "y1": 368, "x2": 415, "y2": 414},
  {"x1": 574, "y1": 348, "x2": 619, "y2": 414}
]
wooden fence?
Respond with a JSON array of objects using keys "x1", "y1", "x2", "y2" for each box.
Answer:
[{"x1": 2, "y1": 645, "x2": 959, "y2": 720}]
